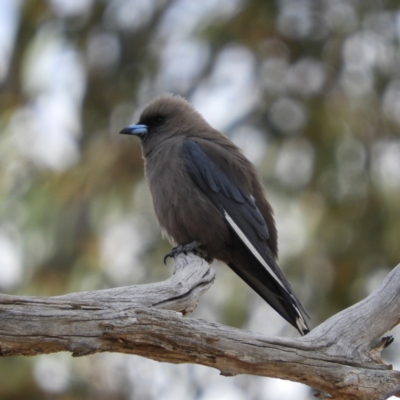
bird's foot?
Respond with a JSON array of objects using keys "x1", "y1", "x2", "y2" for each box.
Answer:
[{"x1": 164, "y1": 241, "x2": 210, "y2": 264}]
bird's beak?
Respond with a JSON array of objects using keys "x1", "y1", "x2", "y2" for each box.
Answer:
[{"x1": 119, "y1": 124, "x2": 148, "y2": 138}]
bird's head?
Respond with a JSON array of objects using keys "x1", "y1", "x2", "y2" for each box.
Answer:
[{"x1": 120, "y1": 94, "x2": 210, "y2": 155}]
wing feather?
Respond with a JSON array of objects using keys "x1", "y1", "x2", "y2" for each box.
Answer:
[
  {"x1": 182, "y1": 140, "x2": 309, "y2": 334},
  {"x1": 182, "y1": 140, "x2": 287, "y2": 286}
]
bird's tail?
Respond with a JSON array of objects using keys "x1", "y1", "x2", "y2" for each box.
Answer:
[{"x1": 228, "y1": 253, "x2": 309, "y2": 335}]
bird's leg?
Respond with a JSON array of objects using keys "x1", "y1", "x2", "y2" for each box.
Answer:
[{"x1": 164, "y1": 241, "x2": 211, "y2": 264}]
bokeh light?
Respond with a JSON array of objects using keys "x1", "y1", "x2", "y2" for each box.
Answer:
[{"x1": 1, "y1": 1, "x2": 400, "y2": 399}]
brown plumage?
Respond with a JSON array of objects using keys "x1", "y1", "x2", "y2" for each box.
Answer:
[{"x1": 120, "y1": 94, "x2": 309, "y2": 335}]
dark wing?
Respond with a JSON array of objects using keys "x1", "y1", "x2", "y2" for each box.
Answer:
[{"x1": 182, "y1": 140, "x2": 309, "y2": 335}]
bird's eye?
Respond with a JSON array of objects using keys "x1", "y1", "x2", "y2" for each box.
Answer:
[{"x1": 153, "y1": 116, "x2": 165, "y2": 125}]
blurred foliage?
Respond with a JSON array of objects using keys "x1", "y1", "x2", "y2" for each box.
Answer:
[{"x1": 1, "y1": 0, "x2": 400, "y2": 399}]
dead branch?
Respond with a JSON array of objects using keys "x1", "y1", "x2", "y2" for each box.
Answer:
[{"x1": 1, "y1": 254, "x2": 400, "y2": 400}]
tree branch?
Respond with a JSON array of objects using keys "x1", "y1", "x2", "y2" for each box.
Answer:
[{"x1": 1, "y1": 254, "x2": 400, "y2": 400}]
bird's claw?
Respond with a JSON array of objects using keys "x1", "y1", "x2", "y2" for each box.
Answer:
[
  {"x1": 163, "y1": 244, "x2": 183, "y2": 265},
  {"x1": 163, "y1": 241, "x2": 201, "y2": 265}
]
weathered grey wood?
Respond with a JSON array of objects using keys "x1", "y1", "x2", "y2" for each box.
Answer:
[{"x1": 1, "y1": 254, "x2": 400, "y2": 400}]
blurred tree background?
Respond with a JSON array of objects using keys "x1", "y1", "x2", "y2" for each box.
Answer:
[{"x1": 1, "y1": 0, "x2": 400, "y2": 399}]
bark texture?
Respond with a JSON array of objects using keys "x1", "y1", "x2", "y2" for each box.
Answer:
[{"x1": 1, "y1": 254, "x2": 400, "y2": 400}]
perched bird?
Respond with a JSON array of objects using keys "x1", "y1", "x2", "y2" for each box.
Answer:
[{"x1": 120, "y1": 94, "x2": 309, "y2": 335}]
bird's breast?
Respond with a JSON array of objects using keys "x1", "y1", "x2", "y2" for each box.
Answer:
[{"x1": 144, "y1": 144, "x2": 230, "y2": 252}]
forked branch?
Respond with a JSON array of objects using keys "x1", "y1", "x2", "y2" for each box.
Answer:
[{"x1": 1, "y1": 254, "x2": 400, "y2": 400}]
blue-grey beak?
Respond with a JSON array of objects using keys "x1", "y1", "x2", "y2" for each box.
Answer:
[{"x1": 119, "y1": 124, "x2": 148, "y2": 137}]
